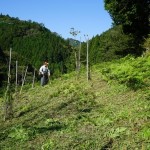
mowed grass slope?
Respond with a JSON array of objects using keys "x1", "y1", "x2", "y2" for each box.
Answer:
[{"x1": 0, "y1": 65, "x2": 149, "y2": 150}]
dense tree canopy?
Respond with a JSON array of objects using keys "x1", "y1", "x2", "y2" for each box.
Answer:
[
  {"x1": 104, "y1": 0, "x2": 150, "y2": 55},
  {"x1": 0, "y1": 14, "x2": 76, "y2": 88},
  {"x1": 0, "y1": 14, "x2": 75, "y2": 77},
  {"x1": 80, "y1": 25, "x2": 134, "y2": 64}
]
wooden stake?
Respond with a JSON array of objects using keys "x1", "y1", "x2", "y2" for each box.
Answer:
[
  {"x1": 15, "y1": 61, "x2": 18, "y2": 100},
  {"x1": 32, "y1": 68, "x2": 35, "y2": 88},
  {"x1": 4, "y1": 48, "x2": 13, "y2": 120},
  {"x1": 20, "y1": 66, "x2": 28, "y2": 94}
]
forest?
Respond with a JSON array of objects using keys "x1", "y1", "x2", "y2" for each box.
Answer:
[
  {"x1": 0, "y1": 14, "x2": 75, "y2": 90},
  {"x1": 0, "y1": 0, "x2": 150, "y2": 149}
]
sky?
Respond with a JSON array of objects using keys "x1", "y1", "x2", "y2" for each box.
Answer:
[{"x1": 0, "y1": 0, "x2": 112, "y2": 41}]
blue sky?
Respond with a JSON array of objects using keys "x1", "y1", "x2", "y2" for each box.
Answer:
[{"x1": 0, "y1": 0, "x2": 112, "y2": 41}]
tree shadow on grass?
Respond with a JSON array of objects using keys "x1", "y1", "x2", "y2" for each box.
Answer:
[
  {"x1": 24, "y1": 119, "x2": 66, "y2": 136},
  {"x1": 15, "y1": 100, "x2": 51, "y2": 118},
  {"x1": 100, "y1": 138, "x2": 113, "y2": 150}
]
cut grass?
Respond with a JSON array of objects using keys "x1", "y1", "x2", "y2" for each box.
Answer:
[{"x1": 0, "y1": 68, "x2": 149, "y2": 150}]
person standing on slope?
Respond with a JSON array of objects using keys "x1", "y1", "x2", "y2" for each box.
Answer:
[{"x1": 39, "y1": 61, "x2": 50, "y2": 86}]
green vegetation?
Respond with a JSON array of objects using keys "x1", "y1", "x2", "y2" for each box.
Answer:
[
  {"x1": 104, "y1": 0, "x2": 149, "y2": 55},
  {"x1": 0, "y1": 14, "x2": 75, "y2": 87},
  {"x1": 0, "y1": 56, "x2": 149, "y2": 149},
  {"x1": 86, "y1": 25, "x2": 134, "y2": 64},
  {"x1": 0, "y1": 0, "x2": 150, "y2": 148},
  {"x1": 100, "y1": 55, "x2": 150, "y2": 90}
]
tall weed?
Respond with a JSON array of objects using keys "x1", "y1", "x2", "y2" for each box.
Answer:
[{"x1": 100, "y1": 55, "x2": 150, "y2": 90}]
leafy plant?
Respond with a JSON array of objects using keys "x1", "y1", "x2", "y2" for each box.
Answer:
[
  {"x1": 105, "y1": 127, "x2": 127, "y2": 138},
  {"x1": 139, "y1": 127, "x2": 150, "y2": 140},
  {"x1": 8, "y1": 125, "x2": 30, "y2": 141},
  {"x1": 17, "y1": 105, "x2": 32, "y2": 117},
  {"x1": 100, "y1": 55, "x2": 150, "y2": 90},
  {"x1": 41, "y1": 139, "x2": 54, "y2": 150},
  {"x1": 8, "y1": 125, "x2": 37, "y2": 143}
]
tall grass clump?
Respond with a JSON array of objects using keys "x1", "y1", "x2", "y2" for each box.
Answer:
[{"x1": 100, "y1": 55, "x2": 150, "y2": 90}]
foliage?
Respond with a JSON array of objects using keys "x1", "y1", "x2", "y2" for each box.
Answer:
[
  {"x1": 0, "y1": 56, "x2": 149, "y2": 149},
  {"x1": 0, "y1": 11, "x2": 150, "y2": 150},
  {"x1": 84, "y1": 25, "x2": 134, "y2": 64},
  {"x1": 104, "y1": 0, "x2": 150, "y2": 55},
  {"x1": 8, "y1": 125, "x2": 36, "y2": 142},
  {"x1": 41, "y1": 139, "x2": 54, "y2": 150},
  {"x1": 139, "y1": 127, "x2": 150, "y2": 141},
  {"x1": 105, "y1": 127, "x2": 127, "y2": 138},
  {"x1": 100, "y1": 55, "x2": 150, "y2": 90},
  {"x1": 0, "y1": 14, "x2": 75, "y2": 85}
]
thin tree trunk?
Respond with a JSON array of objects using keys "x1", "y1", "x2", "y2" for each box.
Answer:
[
  {"x1": 77, "y1": 37, "x2": 81, "y2": 78},
  {"x1": 86, "y1": 38, "x2": 89, "y2": 81},
  {"x1": 15, "y1": 61, "x2": 18, "y2": 100},
  {"x1": 20, "y1": 66, "x2": 28, "y2": 94},
  {"x1": 32, "y1": 68, "x2": 35, "y2": 88},
  {"x1": 86, "y1": 37, "x2": 91, "y2": 81},
  {"x1": 4, "y1": 48, "x2": 13, "y2": 121},
  {"x1": 78, "y1": 37, "x2": 81, "y2": 71},
  {"x1": 75, "y1": 51, "x2": 77, "y2": 71}
]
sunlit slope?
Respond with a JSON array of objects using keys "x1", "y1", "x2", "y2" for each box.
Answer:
[{"x1": 0, "y1": 60, "x2": 149, "y2": 150}]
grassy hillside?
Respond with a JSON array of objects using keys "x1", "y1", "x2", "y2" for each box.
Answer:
[{"x1": 0, "y1": 58, "x2": 150, "y2": 149}]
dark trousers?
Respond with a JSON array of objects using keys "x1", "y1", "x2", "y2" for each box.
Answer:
[{"x1": 41, "y1": 75, "x2": 48, "y2": 86}]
